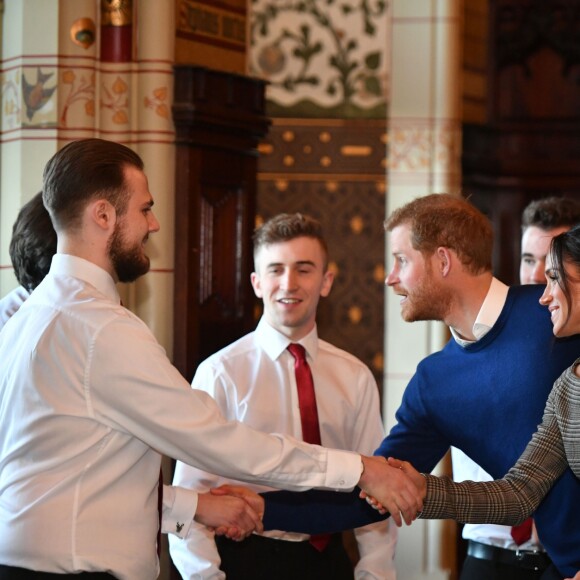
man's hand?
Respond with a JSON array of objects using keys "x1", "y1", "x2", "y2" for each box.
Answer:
[
  {"x1": 564, "y1": 573, "x2": 580, "y2": 580},
  {"x1": 358, "y1": 455, "x2": 425, "y2": 526},
  {"x1": 194, "y1": 491, "x2": 264, "y2": 541},
  {"x1": 386, "y1": 457, "x2": 426, "y2": 493},
  {"x1": 210, "y1": 484, "x2": 265, "y2": 518}
]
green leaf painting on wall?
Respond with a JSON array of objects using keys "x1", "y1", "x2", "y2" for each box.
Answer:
[{"x1": 250, "y1": 0, "x2": 389, "y2": 118}]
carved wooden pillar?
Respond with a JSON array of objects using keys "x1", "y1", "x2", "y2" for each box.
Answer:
[{"x1": 172, "y1": 66, "x2": 270, "y2": 381}]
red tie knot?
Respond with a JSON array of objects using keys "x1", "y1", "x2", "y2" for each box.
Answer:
[{"x1": 288, "y1": 343, "x2": 307, "y2": 362}]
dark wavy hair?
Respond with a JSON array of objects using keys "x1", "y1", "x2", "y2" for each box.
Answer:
[
  {"x1": 9, "y1": 192, "x2": 57, "y2": 292},
  {"x1": 549, "y1": 224, "x2": 580, "y2": 325}
]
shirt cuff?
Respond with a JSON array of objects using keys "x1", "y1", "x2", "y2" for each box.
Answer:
[
  {"x1": 162, "y1": 484, "x2": 198, "y2": 538},
  {"x1": 324, "y1": 449, "x2": 362, "y2": 490}
]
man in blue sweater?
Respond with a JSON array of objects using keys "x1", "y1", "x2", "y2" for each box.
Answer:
[
  {"x1": 451, "y1": 195, "x2": 580, "y2": 579},
  {"x1": 257, "y1": 194, "x2": 580, "y2": 580}
]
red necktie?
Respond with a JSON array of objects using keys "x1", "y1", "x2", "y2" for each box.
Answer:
[
  {"x1": 288, "y1": 343, "x2": 331, "y2": 552},
  {"x1": 511, "y1": 518, "x2": 533, "y2": 545}
]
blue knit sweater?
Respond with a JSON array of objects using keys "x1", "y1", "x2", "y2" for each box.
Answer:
[{"x1": 263, "y1": 284, "x2": 580, "y2": 577}]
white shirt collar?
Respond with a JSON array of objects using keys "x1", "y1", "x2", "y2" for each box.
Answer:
[
  {"x1": 50, "y1": 254, "x2": 121, "y2": 304},
  {"x1": 450, "y1": 277, "x2": 509, "y2": 347},
  {"x1": 255, "y1": 317, "x2": 319, "y2": 361}
]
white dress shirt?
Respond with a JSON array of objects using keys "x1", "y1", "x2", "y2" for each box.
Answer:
[
  {"x1": 450, "y1": 277, "x2": 543, "y2": 551},
  {"x1": 170, "y1": 318, "x2": 396, "y2": 580},
  {"x1": 0, "y1": 285, "x2": 29, "y2": 331},
  {"x1": 0, "y1": 278, "x2": 200, "y2": 542},
  {"x1": 0, "y1": 255, "x2": 361, "y2": 580}
]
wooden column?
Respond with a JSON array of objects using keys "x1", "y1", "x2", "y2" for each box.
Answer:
[{"x1": 172, "y1": 66, "x2": 270, "y2": 381}]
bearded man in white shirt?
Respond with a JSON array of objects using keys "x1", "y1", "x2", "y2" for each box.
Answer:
[
  {"x1": 170, "y1": 213, "x2": 396, "y2": 580},
  {"x1": 0, "y1": 190, "x2": 267, "y2": 555},
  {"x1": 0, "y1": 138, "x2": 420, "y2": 580}
]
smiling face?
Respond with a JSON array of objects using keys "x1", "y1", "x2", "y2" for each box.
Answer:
[
  {"x1": 540, "y1": 253, "x2": 580, "y2": 337},
  {"x1": 520, "y1": 225, "x2": 570, "y2": 285},
  {"x1": 108, "y1": 166, "x2": 160, "y2": 283},
  {"x1": 386, "y1": 224, "x2": 452, "y2": 323},
  {"x1": 251, "y1": 236, "x2": 334, "y2": 340}
]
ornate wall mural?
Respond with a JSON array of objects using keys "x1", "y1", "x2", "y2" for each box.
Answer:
[
  {"x1": 60, "y1": 69, "x2": 95, "y2": 127},
  {"x1": 250, "y1": 0, "x2": 389, "y2": 118}
]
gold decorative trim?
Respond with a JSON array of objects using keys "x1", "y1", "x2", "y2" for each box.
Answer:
[
  {"x1": 101, "y1": 0, "x2": 133, "y2": 26},
  {"x1": 341, "y1": 145, "x2": 372, "y2": 157}
]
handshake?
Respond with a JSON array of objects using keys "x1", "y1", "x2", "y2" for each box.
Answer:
[{"x1": 194, "y1": 455, "x2": 426, "y2": 541}]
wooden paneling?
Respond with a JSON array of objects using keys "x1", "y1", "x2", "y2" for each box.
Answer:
[
  {"x1": 172, "y1": 65, "x2": 270, "y2": 381},
  {"x1": 463, "y1": 0, "x2": 580, "y2": 284}
]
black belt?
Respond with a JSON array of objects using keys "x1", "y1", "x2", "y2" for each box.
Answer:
[
  {"x1": 467, "y1": 540, "x2": 552, "y2": 572},
  {"x1": 0, "y1": 566, "x2": 116, "y2": 579}
]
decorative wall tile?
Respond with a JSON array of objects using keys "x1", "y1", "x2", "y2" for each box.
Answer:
[{"x1": 388, "y1": 121, "x2": 461, "y2": 174}]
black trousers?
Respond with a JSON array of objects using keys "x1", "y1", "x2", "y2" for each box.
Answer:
[
  {"x1": 460, "y1": 556, "x2": 563, "y2": 580},
  {"x1": 0, "y1": 566, "x2": 116, "y2": 579},
  {"x1": 216, "y1": 534, "x2": 354, "y2": 580}
]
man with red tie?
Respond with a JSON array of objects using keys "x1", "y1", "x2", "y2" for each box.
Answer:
[{"x1": 170, "y1": 213, "x2": 396, "y2": 580}]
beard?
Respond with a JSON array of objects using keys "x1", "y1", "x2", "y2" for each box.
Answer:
[
  {"x1": 108, "y1": 223, "x2": 151, "y2": 283},
  {"x1": 400, "y1": 270, "x2": 452, "y2": 323}
]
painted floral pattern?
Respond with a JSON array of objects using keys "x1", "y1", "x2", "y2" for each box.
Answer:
[
  {"x1": 60, "y1": 69, "x2": 95, "y2": 127},
  {"x1": 144, "y1": 86, "x2": 170, "y2": 119},
  {"x1": 101, "y1": 76, "x2": 129, "y2": 125},
  {"x1": 250, "y1": 0, "x2": 389, "y2": 118}
]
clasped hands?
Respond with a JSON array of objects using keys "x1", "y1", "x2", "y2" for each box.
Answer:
[
  {"x1": 194, "y1": 485, "x2": 265, "y2": 541},
  {"x1": 358, "y1": 456, "x2": 426, "y2": 526},
  {"x1": 194, "y1": 455, "x2": 426, "y2": 541}
]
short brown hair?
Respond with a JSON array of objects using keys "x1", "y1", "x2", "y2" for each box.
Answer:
[
  {"x1": 385, "y1": 193, "x2": 493, "y2": 275},
  {"x1": 43, "y1": 138, "x2": 144, "y2": 232},
  {"x1": 521, "y1": 196, "x2": 580, "y2": 232},
  {"x1": 253, "y1": 213, "x2": 329, "y2": 268}
]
